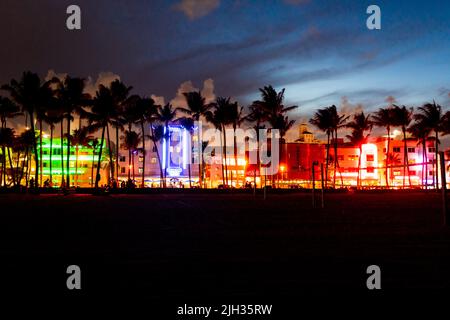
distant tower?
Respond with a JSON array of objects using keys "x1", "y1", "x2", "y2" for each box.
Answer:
[{"x1": 299, "y1": 123, "x2": 314, "y2": 143}]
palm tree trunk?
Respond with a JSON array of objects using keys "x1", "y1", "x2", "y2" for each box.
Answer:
[
  {"x1": 50, "y1": 126, "x2": 53, "y2": 184},
  {"x1": 7, "y1": 148, "x2": 15, "y2": 186},
  {"x1": 403, "y1": 129, "x2": 412, "y2": 187},
  {"x1": 386, "y1": 127, "x2": 390, "y2": 188},
  {"x1": 91, "y1": 146, "x2": 95, "y2": 187},
  {"x1": 358, "y1": 145, "x2": 362, "y2": 189},
  {"x1": 2, "y1": 146, "x2": 6, "y2": 186},
  {"x1": 325, "y1": 133, "x2": 330, "y2": 188},
  {"x1": 75, "y1": 147, "x2": 79, "y2": 187},
  {"x1": 141, "y1": 121, "x2": 146, "y2": 188},
  {"x1": 223, "y1": 125, "x2": 228, "y2": 186},
  {"x1": 30, "y1": 112, "x2": 39, "y2": 190},
  {"x1": 220, "y1": 130, "x2": 225, "y2": 186},
  {"x1": 233, "y1": 126, "x2": 238, "y2": 187},
  {"x1": 333, "y1": 130, "x2": 337, "y2": 188},
  {"x1": 116, "y1": 126, "x2": 119, "y2": 181},
  {"x1": 60, "y1": 120, "x2": 65, "y2": 187},
  {"x1": 132, "y1": 152, "x2": 136, "y2": 181},
  {"x1": 128, "y1": 149, "x2": 131, "y2": 181},
  {"x1": 435, "y1": 131, "x2": 439, "y2": 190},
  {"x1": 423, "y1": 139, "x2": 428, "y2": 189},
  {"x1": 106, "y1": 124, "x2": 114, "y2": 184},
  {"x1": 39, "y1": 119, "x2": 43, "y2": 187},
  {"x1": 66, "y1": 116, "x2": 71, "y2": 187},
  {"x1": 95, "y1": 125, "x2": 106, "y2": 190}
]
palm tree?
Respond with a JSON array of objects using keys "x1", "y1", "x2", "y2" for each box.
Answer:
[
  {"x1": 17, "y1": 129, "x2": 36, "y2": 187},
  {"x1": 246, "y1": 103, "x2": 267, "y2": 188},
  {"x1": 414, "y1": 102, "x2": 443, "y2": 189},
  {"x1": 0, "y1": 127, "x2": 15, "y2": 186},
  {"x1": 228, "y1": 101, "x2": 246, "y2": 186},
  {"x1": 408, "y1": 120, "x2": 431, "y2": 189},
  {"x1": 88, "y1": 137, "x2": 99, "y2": 187},
  {"x1": 110, "y1": 80, "x2": 132, "y2": 182},
  {"x1": 44, "y1": 102, "x2": 64, "y2": 185},
  {"x1": 155, "y1": 103, "x2": 178, "y2": 185},
  {"x1": 0, "y1": 96, "x2": 21, "y2": 129},
  {"x1": 253, "y1": 86, "x2": 298, "y2": 186},
  {"x1": 53, "y1": 76, "x2": 91, "y2": 187},
  {"x1": 345, "y1": 112, "x2": 372, "y2": 189},
  {"x1": 148, "y1": 124, "x2": 165, "y2": 187},
  {"x1": 324, "y1": 105, "x2": 348, "y2": 188},
  {"x1": 310, "y1": 107, "x2": 334, "y2": 188},
  {"x1": 391, "y1": 105, "x2": 413, "y2": 188},
  {"x1": 121, "y1": 130, "x2": 140, "y2": 181},
  {"x1": 372, "y1": 107, "x2": 395, "y2": 188},
  {"x1": 2, "y1": 72, "x2": 48, "y2": 189},
  {"x1": 68, "y1": 127, "x2": 93, "y2": 186},
  {"x1": 179, "y1": 91, "x2": 212, "y2": 188},
  {"x1": 207, "y1": 97, "x2": 235, "y2": 186},
  {"x1": 89, "y1": 85, "x2": 114, "y2": 189},
  {"x1": 177, "y1": 117, "x2": 195, "y2": 188}
]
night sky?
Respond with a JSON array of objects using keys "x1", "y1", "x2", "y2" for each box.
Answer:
[{"x1": 1, "y1": 0, "x2": 449, "y2": 127}]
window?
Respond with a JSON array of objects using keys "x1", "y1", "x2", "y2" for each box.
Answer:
[
  {"x1": 119, "y1": 156, "x2": 126, "y2": 162},
  {"x1": 138, "y1": 167, "x2": 144, "y2": 173},
  {"x1": 366, "y1": 154, "x2": 374, "y2": 162},
  {"x1": 429, "y1": 171, "x2": 434, "y2": 176},
  {"x1": 138, "y1": 155, "x2": 144, "y2": 162},
  {"x1": 337, "y1": 155, "x2": 344, "y2": 161},
  {"x1": 53, "y1": 149, "x2": 61, "y2": 155},
  {"x1": 429, "y1": 147, "x2": 436, "y2": 153},
  {"x1": 393, "y1": 147, "x2": 401, "y2": 153},
  {"x1": 43, "y1": 162, "x2": 48, "y2": 168},
  {"x1": 348, "y1": 155, "x2": 358, "y2": 161},
  {"x1": 151, "y1": 158, "x2": 157, "y2": 164},
  {"x1": 393, "y1": 170, "x2": 401, "y2": 176},
  {"x1": 366, "y1": 167, "x2": 374, "y2": 173},
  {"x1": 69, "y1": 161, "x2": 75, "y2": 168},
  {"x1": 121, "y1": 167, "x2": 126, "y2": 174},
  {"x1": 408, "y1": 147, "x2": 415, "y2": 153},
  {"x1": 409, "y1": 171, "x2": 416, "y2": 176}
]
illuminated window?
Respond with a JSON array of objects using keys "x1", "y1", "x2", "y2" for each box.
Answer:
[
  {"x1": 138, "y1": 155, "x2": 144, "y2": 162},
  {"x1": 393, "y1": 147, "x2": 401, "y2": 153},
  {"x1": 393, "y1": 170, "x2": 401, "y2": 176},
  {"x1": 138, "y1": 167, "x2": 144, "y2": 173},
  {"x1": 151, "y1": 158, "x2": 157, "y2": 164},
  {"x1": 367, "y1": 167, "x2": 374, "y2": 173},
  {"x1": 366, "y1": 154, "x2": 374, "y2": 161},
  {"x1": 69, "y1": 161, "x2": 75, "y2": 168},
  {"x1": 409, "y1": 171, "x2": 416, "y2": 175},
  {"x1": 348, "y1": 155, "x2": 358, "y2": 161},
  {"x1": 408, "y1": 159, "x2": 415, "y2": 164},
  {"x1": 407, "y1": 147, "x2": 415, "y2": 153}
]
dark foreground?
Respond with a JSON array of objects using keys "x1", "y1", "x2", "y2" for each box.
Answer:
[{"x1": 1, "y1": 191, "x2": 450, "y2": 311}]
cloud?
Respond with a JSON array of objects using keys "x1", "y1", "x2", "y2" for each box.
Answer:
[
  {"x1": 85, "y1": 72, "x2": 121, "y2": 96},
  {"x1": 174, "y1": 0, "x2": 220, "y2": 20},
  {"x1": 151, "y1": 94, "x2": 166, "y2": 106},
  {"x1": 340, "y1": 96, "x2": 364, "y2": 116},
  {"x1": 170, "y1": 78, "x2": 216, "y2": 107}
]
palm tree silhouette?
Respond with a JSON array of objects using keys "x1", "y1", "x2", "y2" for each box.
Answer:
[
  {"x1": 408, "y1": 120, "x2": 431, "y2": 189},
  {"x1": 68, "y1": 127, "x2": 93, "y2": 186},
  {"x1": 148, "y1": 124, "x2": 165, "y2": 187},
  {"x1": 0, "y1": 127, "x2": 15, "y2": 186},
  {"x1": 0, "y1": 96, "x2": 21, "y2": 129},
  {"x1": 310, "y1": 107, "x2": 334, "y2": 188},
  {"x1": 345, "y1": 112, "x2": 372, "y2": 189},
  {"x1": 177, "y1": 116, "x2": 195, "y2": 188},
  {"x1": 121, "y1": 130, "x2": 140, "y2": 182},
  {"x1": 88, "y1": 137, "x2": 99, "y2": 187},
  {"x1": 414, "y1": 101, "x2": 443, "y2": 189},
  {"x1": 53, "y1": 76, "x2": 91, "y2": 187},
  {"x1": 155, "y1": 103, "x2": 178, "y2": 185},
  {"x1": 2, "y1": 72, "x2": 48, "y2": 189},
  {"x1": 391, "y1": 105, "x2": 413, "y2": 188},
  {"x1": 179, "y1": 91, "x2": 212, "y2": 188},
  {"x1": 372, "y1": 107, "x2": 395, "y2": 188}
]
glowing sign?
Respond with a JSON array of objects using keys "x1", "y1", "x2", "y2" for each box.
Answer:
[{"x1": 161, "y1": 125, "x2": 190, "y2": 177}]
